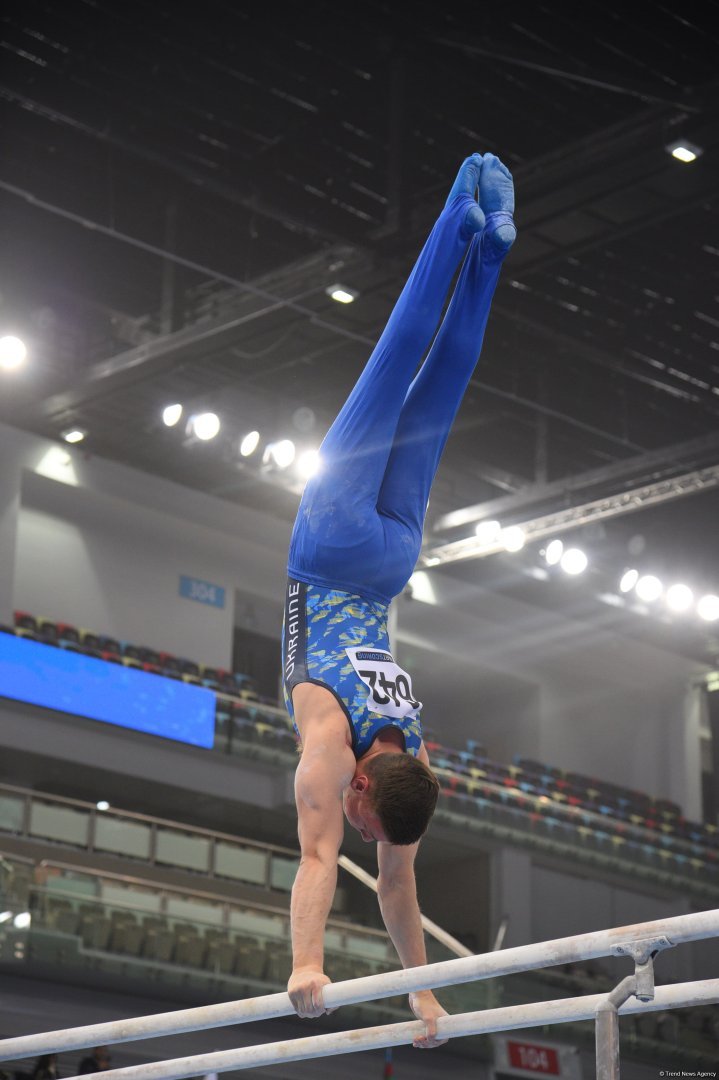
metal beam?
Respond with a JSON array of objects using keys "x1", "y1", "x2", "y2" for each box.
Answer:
[
  {"x1": 0, "y1": 86, "x2": 348, "y2": 246},
  {"x1": 435, "y1": 36, "x2": 704, "y2": 112},
  {"x1": 424, "y1": 462, "x2": 719, "y2": 566},
  {"x1": 434, "y1": 429, "x2": 719, "y2": 533}
]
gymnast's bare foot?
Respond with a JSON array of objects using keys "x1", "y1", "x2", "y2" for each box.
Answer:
[
  {"x1": 445, "y1": 153, "x2": 485, "y2": 240},
  {"x1": 479, "y1": 153, "x2": 517, "y2": 254}
]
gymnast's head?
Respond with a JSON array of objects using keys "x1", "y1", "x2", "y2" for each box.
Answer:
[{"x1": 342, "y1": 753, "x2": 440, "y2": 844}]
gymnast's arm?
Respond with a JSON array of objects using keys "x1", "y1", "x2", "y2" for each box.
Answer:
[
  {"x1": 376, "y1": 746, "x2": 448, "y2": 1049},
  {"x1": 288, "y1": 724, "x2": 354, "y2": 1018}
]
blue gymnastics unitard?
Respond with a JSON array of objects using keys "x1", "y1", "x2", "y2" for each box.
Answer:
[{"x1": 283, "y1": 154, "x2": 515, "y2": 755}]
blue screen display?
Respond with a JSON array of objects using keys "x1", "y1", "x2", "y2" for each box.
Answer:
[{"x1": 0, "y1": 634, "x2": 215, "y2": 749}]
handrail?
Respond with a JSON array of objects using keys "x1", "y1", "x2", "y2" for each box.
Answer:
[
  {"x1": 0, "y1": 780, "x2": 299, "y2": 857},
  {"x1": 2, "y1": 851, "x2": 392, "y2": 942},
  {"x1": 1, "y1": 908, "x2": 717, "y2": 1060}
]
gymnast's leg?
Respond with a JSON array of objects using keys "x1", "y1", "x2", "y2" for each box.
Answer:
[
  {"x1": 288, "y1": 156, "x2": 486, "y2": 591},
  {"x1": 374, "y1": 155, "x2": 516, "y2": 594}
]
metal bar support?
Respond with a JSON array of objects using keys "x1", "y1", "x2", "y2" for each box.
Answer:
[
  {"x1": 0, "y1": 909, "x2": 717, "y2": 1060},
  {"x1": 58, "y1": 981, "x2": 719, "y2": 1080}
]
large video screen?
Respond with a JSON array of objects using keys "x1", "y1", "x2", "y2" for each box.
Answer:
[{"x1": 0, "y1": 634, "x2": 215, "y2": 749}]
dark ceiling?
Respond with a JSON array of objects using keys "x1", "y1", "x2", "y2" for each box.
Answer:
[{"x1": 1, "y1": 0, "x2": 718, "y2": 657}]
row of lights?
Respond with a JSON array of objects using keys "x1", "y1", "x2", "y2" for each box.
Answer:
[
  {"x1": 429, "y1": 521, "x2": 719, "y2": 624},
  {"x1": 617, "y1": 568, "x2": 719, "y2": 622},
  {"x1": 161, "y1": 403, "x2": 322, "y2": 479},
  {"x1": 545, "y1": 540, "x2": 718, "y2": 621},
  {"x1": 1, "y1": 274, "x2": 361, "y2": 450}
]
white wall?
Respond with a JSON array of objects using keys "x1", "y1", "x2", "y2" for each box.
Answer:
[{"x1": 1, "y1": 421, "x2": 290, "y2": 669}]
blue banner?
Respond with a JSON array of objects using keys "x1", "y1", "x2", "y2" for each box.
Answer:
[
  {"x1": 179, "y1": 575, "x2": 226, "y2": 609},
  {"x1": 0, "y1": 634, "x2": 215, "y2": 749}
]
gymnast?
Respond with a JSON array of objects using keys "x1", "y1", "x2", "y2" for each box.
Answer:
[{"x1": 282, "y1": 153, "x2": 516, "y2": 1047}]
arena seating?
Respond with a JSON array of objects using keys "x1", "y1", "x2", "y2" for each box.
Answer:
[
  {"x1": 2, "y1": 613, "x2": 717, "y2": 885},
  {"x1": 0, "y1": 853, "x2": 715, "y2": 1057}
]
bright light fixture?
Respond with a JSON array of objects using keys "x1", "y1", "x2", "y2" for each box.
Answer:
[
  {"x1": 13, "y1": 912, "x2": 31, "y2": 929},
  {"x1": 190, "y1": 412, "x2": 221, "y2": 441},
  {"x1": 666, "y1": 583, "x2": 693, "y2": 613},
  {"x1": 96, "y1": 800, "x2": 110, "y2": 811},
  {"x1": 0, "y1": 335, "x2": 27, "y2": 370},
  {"x1": 544, "y1": 539, "x2": 564, "y2": 566},
  {"x1": 425, "y1": 556, "x2": 441, "y2": 567},
  {"x1": 475, "y1": 519, "x2": 502, "y2": 546},
  {"x1": 240, "y1": 430, "x2": 261, "y2": 457},
  {"x1": 62, "y1": 428, "x2": 86, "y2": 444},
  {"x1": 265, "y1": 439, "x2": 296, "y2": 469},
  {"x1": 697, "y1": 594, "x2": 719, "y2": 622},
  {"x1": 619, "y1": 569, "x2": 639, "y2": 593},
  {"x1": 297, "y1": 449, "x2": 321, "y2": 479},
  {"x1": 560, "y1": 548, "x2": 588, "y2": 575},
  {"x1": 162, "y1": 403, "x2": 183, "y2": 427},
  {"x1": 325, "y1": 284, "x2": 358, "y2": 304},
  {"x1": 667, "y1": 140, "x2": 702, "y2": 163},
  {"x1": 501, "y1": 525, "x2": 526, "y2": 553},
  {"x1": 0, "y1": 911, "x2": 12, "y2": 924},
  {"x1": 635, "y1": 574, "x2": 663, "y2": 602}
]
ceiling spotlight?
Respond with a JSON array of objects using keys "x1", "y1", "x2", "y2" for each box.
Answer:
[
  {"x1": 560, "y1": 548, "x2": 588, "y2": 575},
  {"x1": 297, "y1": 449, "x2": 321, "y2": 479},
  {"x1": 96, "y1": 800, "x2": 110, "y2": 811},
  {"x1": 475, "y1": 519, "x2": 502, "y2": 545},
  {"x1": 13, "y1": 912, "x2": 31, "y2": 929},
  {"x1": 326, "y1": 284, "x2": 359, "y2": 304},
  {"x1": 240, "y1": 430, "x2": 261, "y2": 457},
  {"x1": 666, "y1": 140, "x2": 702, "y2": 164},
  {"x1": 501, "y1": 525, "x2": 526, "y2": 553},
  {"x1": 619, "y1": 569, "x2": 639, "y2": 593},
  {"x1": 666, "y1": 583, "x2": 693, "y2": 613},
  {"x1": 162, "y1": 403, "x2": 183, "y2": 427},
  {"x1": 635, "y1": 574, "x2": 663, "y2": 602},
  {"x1": 697, "y1": 594, "x2": 719, "y2": 622},
  {"x1": 544, "y1": 539, "x2": 564, "y2": 566},
  {"x1": 425, "y1": 556, "x2": 440, "y2": 567},
  {"x1": 190, "y1": 412, "x2": 221, "y2": 441},
  {"x1": 0, "y1": 335, "x2": 27, "y2": 370},
  {"x1": 0, "y1": 911, "x2": 12, "y2": 924},
  {"x1": 62, "y1": 428, "x2": 86, "y2": 444},
  {"x1": 265, "y1": 439, "x2": 296, "y2": 469}
]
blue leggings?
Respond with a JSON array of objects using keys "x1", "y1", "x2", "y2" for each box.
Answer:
[{"x1": 288, "y1": 194, "x2": 510, "y2": 605}]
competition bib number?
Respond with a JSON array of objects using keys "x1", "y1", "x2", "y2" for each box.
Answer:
[{"x1": 345, "y1": 647, "x2": 421, "y2": 719}]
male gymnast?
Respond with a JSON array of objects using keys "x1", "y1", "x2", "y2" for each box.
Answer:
[{"x1": 282, "y1": 152, "x2": 516, "y2": 1047}]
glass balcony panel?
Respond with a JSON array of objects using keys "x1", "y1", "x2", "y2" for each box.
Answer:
[
  {"x1": 156, "y1": 828, "x2": 211, "y2": 872},
  {"x1": 324, "y1": 927, "x2": 344, "y2": 950},
  {"x1": 94, "y1": 815, "x2": 152, "y2": 859},
  {"x1": 345, "y1": 933, "x2": 392, "y2": 961},
  {"x1": 100, "y1": 883, "x2": 163, "y2": 914},
  {"x1": 269, "y1": 856, "x2": 299, "y2": 892},
  {"x1": 44, "y1": 871, "x2": 97, "y2": 900},
  {"x1": 29, "y1": 801, "x2": 89, "y2": 846},
  {"x1": 165, "y1": 896, "x2": 224, "y2": 926},
  {"x1": 214, "y1": 842, "x2": 267, "y2": 885},
  {"x1": 228, "y1": 907, "x2": 285, "y2": 940},
  {"x1": 0, "y1": 793, "x2": 25, "y2": 834}
]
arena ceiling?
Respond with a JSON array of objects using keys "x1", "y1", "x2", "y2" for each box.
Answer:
[{"x1": 1, "y1": 1, "x2": 718, "y2": 659}]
